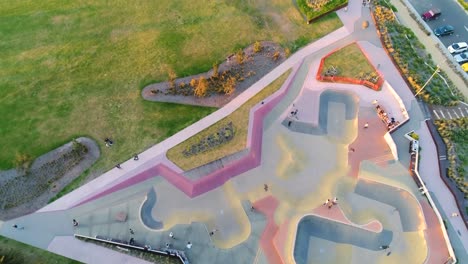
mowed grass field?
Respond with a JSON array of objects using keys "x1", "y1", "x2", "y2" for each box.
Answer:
[{"x1": 0, "y1": 1, "x2": 342, "y2": 192}]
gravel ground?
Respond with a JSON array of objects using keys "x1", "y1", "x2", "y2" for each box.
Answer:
[
  {"x1": 0, "y1": 137, "x2": 99, "y2": 220},
  {"x1": 142, "y1": 41, "x2": 286, "y2": 108}
]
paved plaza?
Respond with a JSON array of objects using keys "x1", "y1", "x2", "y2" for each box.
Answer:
[{"x1": 1, "y1": 0, "x2": 466, "y2": 263}]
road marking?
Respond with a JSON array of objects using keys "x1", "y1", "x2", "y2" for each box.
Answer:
[
  {"x1": 433, "y1": 110, "x2": 440, "y2": 119},
  {"x1": 460, "y1": 108, "x2": 465, "y2": 117},
  {"x1": 439, "y1": 155, "x2": 446, "y2": 160},
  {"x1": 464, "y1": 108, "x2": 468, "y2": 115},
  {"x1": 465, "y1": 25, "x2": 468, "y2": 32},
  {"x1": 447, "y1": 111, "x2": 453, "y2": 119},
  {"x1": 440, "y1": 111, "x2": 446, "y2": 119},
  {"x1": 453, "y1": 110, "x2": 459, "y2": 118}
]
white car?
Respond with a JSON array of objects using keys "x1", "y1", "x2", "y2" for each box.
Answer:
[{"x1": 448, "y1": 42, "x2": 468, "y2": 54}]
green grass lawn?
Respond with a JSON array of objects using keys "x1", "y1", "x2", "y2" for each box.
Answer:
[
  {"x1": 0, "y1": 235, "x2": 80, "y2": 264},
  {"x1": 322, "y1": 43, "x2": 377, "y2": 79},
  {"x1": 167, "y1": 70, "x2": 291, "y2": 170},
  {"x1": 0, "y1": 1, "x2": 342, "y2": 196}
]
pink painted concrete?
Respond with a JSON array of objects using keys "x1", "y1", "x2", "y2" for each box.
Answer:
[
  {"x1": 420, "y1": 199, "x2": 450, "y2": 263},
  {"x1": 348, "y1": 114, "x2": 391, "y2": 178},
  {"x1": 253, "y1": 196, "x2": 283, "y2": 264}
]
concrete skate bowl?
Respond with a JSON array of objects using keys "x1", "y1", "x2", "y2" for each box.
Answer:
[
  {"x1": 354, "y1": 179, "x2": 423, "y2": 232},
  {"x1": 294, "y1": 215, "x2": 393, "y2": 264},
  {"x1": 140, "y1": 188, "x2": 163, "y2": 229},
  {"x1": 292, "y1": 90, "x2": 358, "y2": 138}
]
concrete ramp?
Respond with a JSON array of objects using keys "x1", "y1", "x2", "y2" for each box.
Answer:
[{"x1": 294, "y1": 215, "x2": 393, "y2": 264}]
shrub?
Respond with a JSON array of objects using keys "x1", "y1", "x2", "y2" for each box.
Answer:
[
  {"x1": 236, "y1": 49, "x2": 245, "y2": 64},
  {"x1": 253, "y1": 41, "x2": 263, "y2": 53},
  {"x1": 223, "y1": 76, "x2": 236, "y2": 95},
  {"x1": 14, "y1": 153, "x2": 32, "y2": 172},
  {"x1": 194, "y1": 76, "x2": 208, "y2": 97}
]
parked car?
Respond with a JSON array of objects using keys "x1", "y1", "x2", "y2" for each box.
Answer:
[
  {"x1": 461, "y1": 63, "x2": 468, "y2": 72},
  {"x1": 434, "y1": 25, "x2": 454, "y2": 37},
  {"x1": 421, "y1": 9, "x2": 441, "y2": 21},
  {"x1": 448, "y1": 42, "x2": 468, "y2": 54},
  {"x1": 454, "y1": 52, "x2": 468, "y2": 64}
]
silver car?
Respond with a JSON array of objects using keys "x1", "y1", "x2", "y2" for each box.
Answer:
[{"x1": 454, "y1": 51, "x2": 468, "y2": 64}]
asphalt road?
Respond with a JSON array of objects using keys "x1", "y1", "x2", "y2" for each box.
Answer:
[{"x1": 407, "y1": 0, "x2": 468, "y2": 50}]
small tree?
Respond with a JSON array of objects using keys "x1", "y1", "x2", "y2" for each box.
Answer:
[
  {"x1": 223, "y1": 76, "x2": 236, "y2": 95},
  {"x1": 253, "y1": 41, "x2": 263, "y2": 53},
  {"x1": 189, "y1": 78, "x2": 197, "y2": 88},
  {"x1": 236, "y1": 49, "x2": 244, "y2": 64},
  {"x1": 14, "y1": 152, "x2": 32, "y2": 172},
  {"x1": 212, "y1": 63, "x2": 219, "y2": 79},
  {"x1": 194, "y1": 76, "x2": 208, "y2": 97},
  {"x1": 167, "y1": 69, "x2": 177, "y2": 90},
  {"x1": 273, "y1": 50, "x2": 280, "y2": 61}
]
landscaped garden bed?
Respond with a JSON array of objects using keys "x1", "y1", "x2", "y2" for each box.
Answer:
[
  {"x1": 167, "y1": 70, "x2": 291, "y2": 171},
  {"x1": 142, "y1": 42, "x2": 287, "y2": 108},
  {"x1": 0, "y1": 138, "x2": 99, "y2": 220},
  {"x1": 434, "y1": 118, "x2": 468, "y2": 198},
  {"x1": 371, "y1": 2, "x2": 464, "y2": 105},
  {"x1": 316, "y1": 43, "x2": 383, "y2": 90},
  {"x1": 297, "y1": 0, "x2": 348, "y2": 22}
]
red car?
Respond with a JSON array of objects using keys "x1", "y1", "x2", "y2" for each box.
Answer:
[{"x1": 421, "y1": 9, "x2": 441, "y2": 21}]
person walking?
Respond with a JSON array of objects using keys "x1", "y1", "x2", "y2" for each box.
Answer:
[
  {"x1": 12, "y1": 224, "x2": 24, "y2": 230},
  {"x1": 169, "y1": 232, "x2": 175, "y2": 239},
  {"x1": 134, "y1": 154, "x2": 139, "y2": 161},
  {"x1": 72, "y1": 219, "x2": 79, "y2": 227},
  {"x1": 116, "y1": 164, "x2": 122, "y2": 169},
  {"x1": 364, "y1": 122, "x2": 369, "y2": 129},
  {"x1": 129, "y1": 228, "x2": 134, "y2": 235},
  {"x1": 186, "y1": 241, "x2": 192, "y2": 249}
]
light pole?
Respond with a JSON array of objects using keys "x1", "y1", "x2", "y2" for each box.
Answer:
[{"x1": 415, "y1": 65, "x2": 440, "y2": 96}]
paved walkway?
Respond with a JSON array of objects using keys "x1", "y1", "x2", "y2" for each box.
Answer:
[{"x1": 1, "y1": 0, "x2": 466, "y2": 263}]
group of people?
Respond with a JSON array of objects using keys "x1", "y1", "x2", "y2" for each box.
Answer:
[
  {"x1": 375, "y1": 104, "x2": 399, "y2": 131},
  {"x1": 323, "y1": 197, "x2": 338, "y2": 209}
]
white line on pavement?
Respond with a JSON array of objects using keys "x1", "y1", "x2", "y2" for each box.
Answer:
[
  {"x1": 433, "y1": 110, "x2": 440, "y2": 119},
  {"x1": 459, "y1": 108, "x2": 465, "y2": 117},
  {"x1": 440, "y1": 155, "x2": 447, "y2": 160},
  {"x1": 465, "y1": 25, "x2": 468, "y2": 32},
  {"x1": 440, "y1": 111, "x2": 446, "y2": 119},
  {"x1": 453, "y1": 110, "x2": 459, "y2": 118},
  {"x1": 447, "y1": 111, "x2": 453, "y2": 119}
]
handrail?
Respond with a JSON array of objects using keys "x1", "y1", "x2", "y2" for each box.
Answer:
[
  {"x1": 73, "y1": 233, "x2": 189, "y2": 264},
  {"x1": 409, "y1": 137, "x2": 457, "y2": 263}
]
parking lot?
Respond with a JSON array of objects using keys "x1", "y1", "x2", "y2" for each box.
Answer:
[
  {"x1": 430, "y1": 103, "x2": 468, "y2": 119},
  {"x1": 407, "y1": 0, "x2": 468, "y2": 49}
]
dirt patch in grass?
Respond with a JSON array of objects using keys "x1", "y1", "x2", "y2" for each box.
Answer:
[
  {"x1": 322, "y1": 43, "x2": 378, "y2": 81},
  {"x1": 0, "y1": 137, "x2": 99, "y2": 220},
  {"x1": 167, "y1": 70, "x2": 291, "y2": 171},
  {"x1": 142, "y1": 42, "x2": 286, "y2": 108}
]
